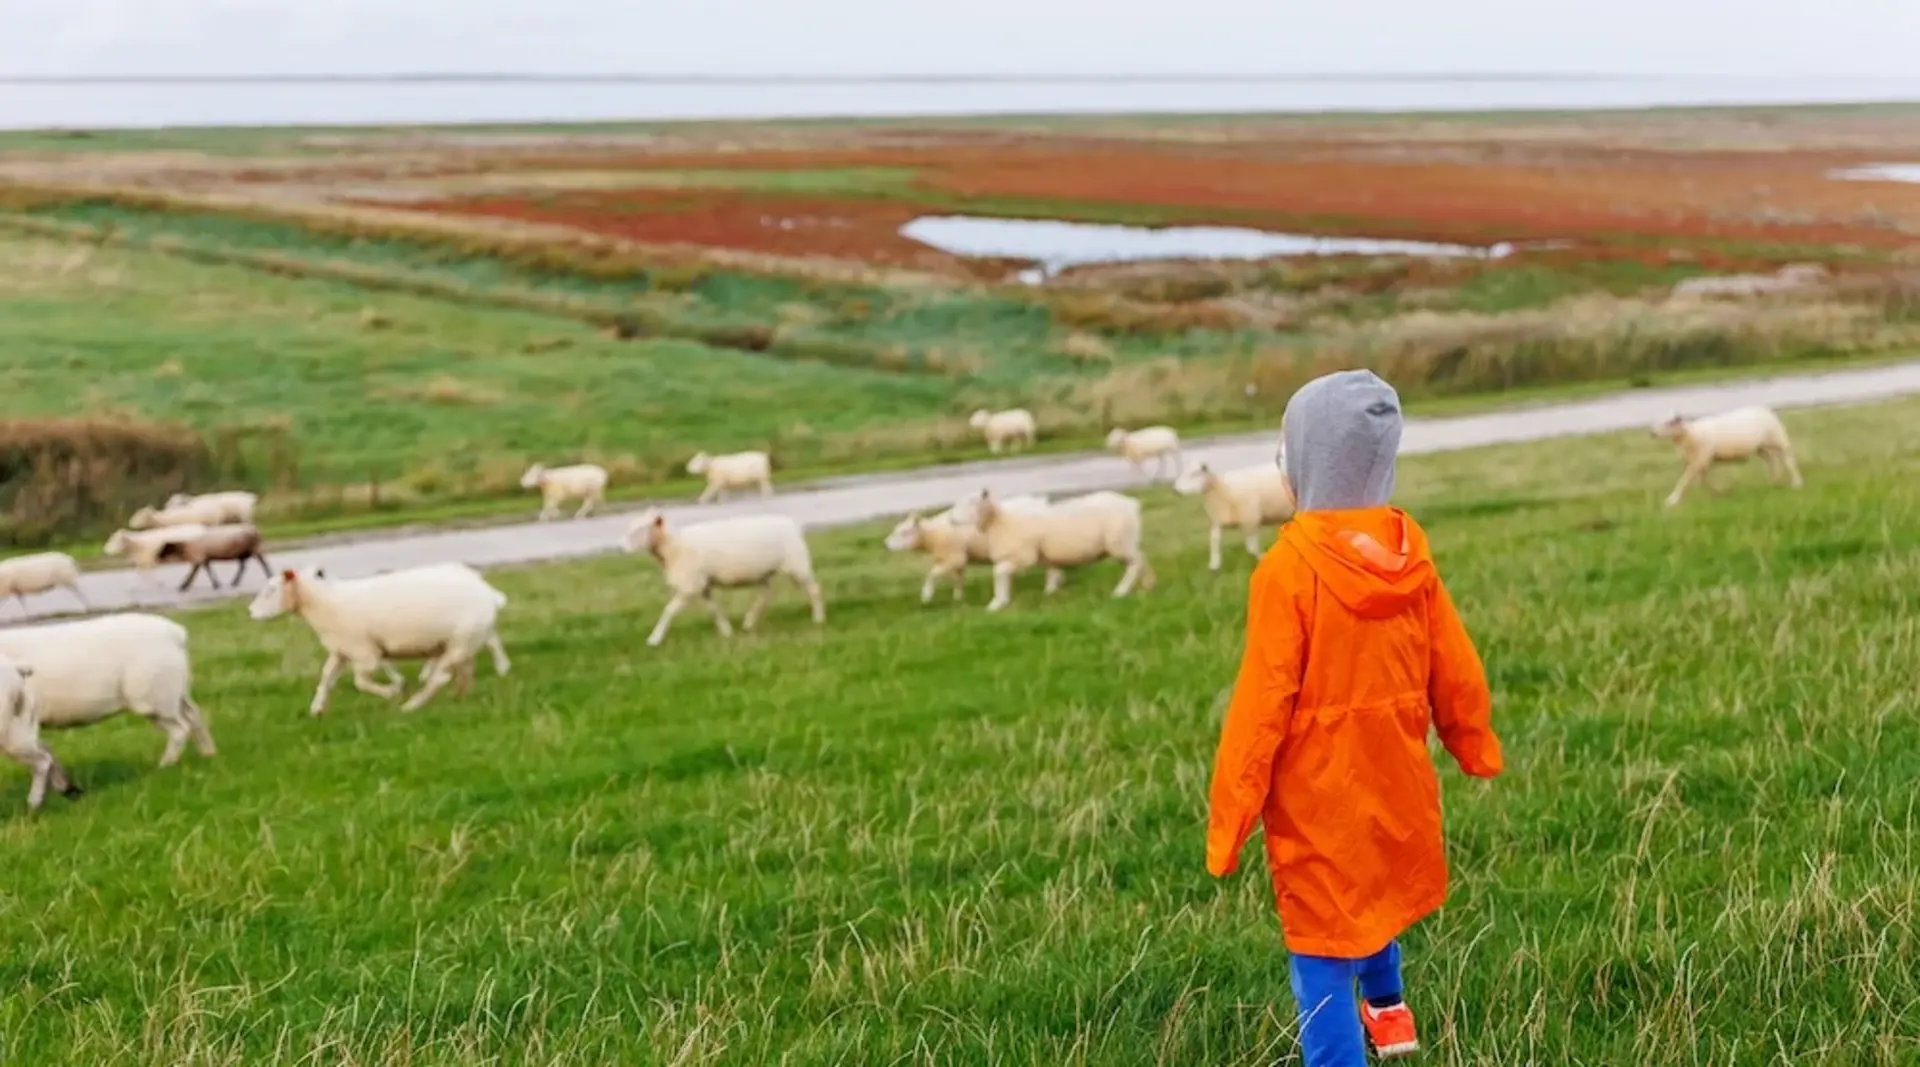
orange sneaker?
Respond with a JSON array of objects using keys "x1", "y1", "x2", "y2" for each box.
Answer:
[{"x1": 1360, "y1": 1001, "x2": 1419, "y2": 1059}]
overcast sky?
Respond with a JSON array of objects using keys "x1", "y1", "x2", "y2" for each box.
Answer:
[{"x1": 2, "y1": 0, "x2": 1915, "y2": 79}]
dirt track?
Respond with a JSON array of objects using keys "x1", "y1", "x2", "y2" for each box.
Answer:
[{"x1": 16, "y1": 359, "x2": 1920, "y2": 625}]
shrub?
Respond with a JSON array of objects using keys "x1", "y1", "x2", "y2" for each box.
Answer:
[{"x1": 0, "y1": 418, "x2": 214, "y2": 546}]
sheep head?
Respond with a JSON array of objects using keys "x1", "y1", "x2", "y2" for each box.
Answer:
[
  {"x1": 967, "y1": 410, "x2": 991, "y2": 429},
  {"x1": 1171, "y1": 465, "x2": 1214, "y2": 496},
  {"x1": 685, "y1": 452, "x2": 711, "y2": 475},
  {"x1": 1105, "y1": 428, "x2": 1128, "y2": 450},
  {"x1": 127, "y1": 507, "x2": 158, "y2": 530},
  {"x1": 519, "y1": 464, "x2": 546, "y2": 489},
  {"x1": 247, "y1": 569, "x2": 309, "y2": 620},
  {"x1": 884, "y1": 514, "x2": 926, "y2": 552}
]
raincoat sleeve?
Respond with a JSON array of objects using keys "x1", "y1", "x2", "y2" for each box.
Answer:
[
  {"x1": 1427, "y1": 576, "x2": 1502, "y2": 778},
  {"x1": 1205, "y1": 561, "x2": 1306, "y2": 877}
]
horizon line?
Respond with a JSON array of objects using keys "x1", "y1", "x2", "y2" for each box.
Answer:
[{"x1": 0, "y1": 71, "x2": 1851, "y2": 86}]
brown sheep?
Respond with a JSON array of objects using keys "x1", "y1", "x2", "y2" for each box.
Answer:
[{"x1": 155, "y1": 524, "x2": 273, "y2": 592}]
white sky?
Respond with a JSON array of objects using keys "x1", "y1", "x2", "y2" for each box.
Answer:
[{"x1": 1, "y1": 0, "x2": 1915, "y2": 78}]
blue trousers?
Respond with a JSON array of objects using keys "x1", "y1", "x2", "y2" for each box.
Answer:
[{"x1": 1287, "y1": 940, "x2": 1404, "y2": 1067}]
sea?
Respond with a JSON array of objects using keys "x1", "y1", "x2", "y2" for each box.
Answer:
[{"x1": 3, "y1": 75, "x2": 1919, "y2": 131}]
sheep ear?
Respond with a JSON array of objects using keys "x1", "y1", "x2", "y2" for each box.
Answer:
[
  {"x1": 280, "y1": 569, "x2": 296, "y2": 582},
  {"x1": 16, "y1": 663, "x2": 32, "y2": 678},
  {"x1": 315, "y1": 568, "x2": 326, "y2": 579},
  {"x1": 652, "y1": 515, "x2": 665, "y2": 529}
]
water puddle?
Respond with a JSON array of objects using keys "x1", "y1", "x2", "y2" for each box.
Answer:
[
  {"x1": 900, "y1": 214, "x2": 1513, "y2": 282},
  {"x1": 1830, "y1": 163, "x2": 1920, "y2": 184}
]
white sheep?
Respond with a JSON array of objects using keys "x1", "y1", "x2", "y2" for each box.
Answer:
[
  {"x1": 1172, "y1": 463, "x2": 1295, "y2": 572},
  {"x1": 247, "y1": 563, "x2": 512, "y2": 715},
  {"x1": 520, "y1": 463, "x2": 609, "y2": 521},
  {"x1": 103, "y1": 524, "x2": 210, "y2": 583},
  {"x1": 968, "y1": 408, "x2": 1037, "y2": 454},
  {"x1": 0, "y1": 552, "x2": 89, "y2": 614},
  {"x1": 0, "y1": 657, "x2": 80, "y2": 813},
  {"x1": 129, "y1": 492, "x2": 251, "y2": 529},
  {"x1": 161, "y1": 490, "x2": 258, "y2": 526},
  {"x1": 884, "y1": 494, "x2": 1050, "y2": 603},
  {"x1": 0, "y1": 612, "x2": 215, "y2": 769},
  {"x1": 951, "y1": 489, "x2": 1153, "y2": 612},
  {"x1": 686, "y1": 451, "x2": 773, "y2": 504},
  {"x1": 622, "y1": 508, "x2": 824, "y2": 646},
  {"x1": 1106, "y1": 425, "x2": 1183, "y2": 481},
  {"x1": 1651, "y1": 406, "x2": 1803, "y2": 508}
]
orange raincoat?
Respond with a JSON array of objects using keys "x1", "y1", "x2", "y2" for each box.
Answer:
[{"x1": 1206, "y1": 506, "x2": 1501, "y2": 958}]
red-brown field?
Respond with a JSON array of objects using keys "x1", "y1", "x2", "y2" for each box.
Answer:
[{"x1": 372, "y1": 135, "x2": 1920, "y2": 271}]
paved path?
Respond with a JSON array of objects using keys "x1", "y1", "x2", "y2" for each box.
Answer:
[{"x1": 16, "y1": 360, "x2": 1920, "y2": 624}]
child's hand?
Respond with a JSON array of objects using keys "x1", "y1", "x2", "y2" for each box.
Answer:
[{"x1": 1206, "y1": 847, "x2": 1239, "y2": 878}]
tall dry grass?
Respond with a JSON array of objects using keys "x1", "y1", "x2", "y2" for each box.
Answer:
[{"x1": 0, "y1": 418, "x2": 213, "y2": 546}]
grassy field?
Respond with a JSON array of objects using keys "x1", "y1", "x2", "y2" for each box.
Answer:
[{"x1": 4, "y1": 395, "x2": 1919, "y2": 1064}]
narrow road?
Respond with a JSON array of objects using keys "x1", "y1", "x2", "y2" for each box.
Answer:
[{"x1": 19, "y1": 360, "x2": 1920, "y2": 624}]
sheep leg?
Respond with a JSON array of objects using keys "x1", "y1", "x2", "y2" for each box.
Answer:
[
  {"x1": 486, "y1": 633, "x2": 511, "y2": 676},
  {"x1": 1166, "y1": 451, "x2": 1183, "y2": 480},
  {"x1": 742, "y1": 584, "x2": 774, "y2": 632},
  {"x1": 13, "y1": 592, "x2": 28, "y2": 617},
  {"x1": 1113, "y1": 553, "x2": 1152, "y2": 598},
  {"x1": 1242, "y1": 524, "x2": 1262, "y2": 560},
  {"x1": 21, "y1": 747, "x2": 58, "y2": 812},
  {"x1": 153, "y1": 714, "x2": 191, "y2": 768},
  {"x1": 452, "y1": 656, "x2": 476, "y2": 697},
  {"x1": 799, "y1": 574, "x2": 825, "y2": 624},
  {"x1": 697, "y1": 485, "x2": 720, "y2": 505},
  {"x1": 181, "y1": 697, "x2": 217, "y2": 758},
  {"x1": 67, "y1": 583, "x2": 90, "y2": 611},
  {"x1": 647, "y1": 592, "x2": 693, "y2": 647},
  {"x1": 574, "y1": 495, "x2": 597, "y2": 519},
  {"x1": 759, "y1": 478, "x2": 773, "y2": 498},
  {"x1": 309, "y1": 652, "x2": 345, "y2": 716},
  {"x1": 1044, "y1": 568, "x2": 1065, "y2": 596},
  {"x1": 1781, "y1": 448, "x2": 1804, "y2": 488},
  {"x1": 1664, "y1": 460, "x2": 1709, "y2": 508},
  {"x1": 987, "y1": 562, "x2": 1017, "y2": 612},
  {"x1": 177, "y1": 563, "x2": 202, "y2": 592},
  {"x1": 350, "y1": 661, "x2": 403, "y2": 701},
  {"x1": 252, "y1": 552, "x2": 274, "y2": 580},
  {"x1": 700, "y1": 590, "x2": 736, "y2": 638},
  {"x1": 1207, "y1": 525, "x2": 1223, "y2": 572},
  {"x1": 399, "y1": 657, "x2": 454, "y2": 712},
  {"x1": 919, "y1": 566, "x2": 941, "y2": 604}
]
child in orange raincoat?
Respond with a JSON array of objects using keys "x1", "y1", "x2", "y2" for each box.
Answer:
[{"x1": 1206, "y1": 369, "x2": 1502, "y2": 1065}]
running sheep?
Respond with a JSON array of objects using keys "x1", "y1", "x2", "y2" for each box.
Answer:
[
  {"x1": 130, "y1": 491, "x2": 255, "y2": 529},
  {"x1": 950, "y1": 489, "x2": 1153, "y2": 612},
  {"x1": 1173, "y1": 463, "x2": 1294, "y2": 571},
  {"x1": 156, "y1": 523, "x2": 272, "y2": 592},
  {"x1": 884, "y1": 494, "x2": 1050, "y2": 603},
  {"x1": 622, "y1": 508, "x2": 824, "y2": 646},
  {"x1": 520, "y1": 462, "x2": 609, "y2": 521},
  {"x1": 0, "y1": 552, "x2": 89, "y2": 614},
  {"x1": 0, "y1": 657, "x2": 80, "y2": 813},
  {"x1": 159, "y1": 490, "x2": 258, "y2": 526},
  {"x1": 247, "y1": 563, "x2": 512, "y2": 715},
  {"x1": 1651, "y1": 406, "x2": 1803, "y2": 508},
  {"x1": 968, "y1": 408, "x2": 1037, "y2": 454},
  {"x1": 104, "y1": 524, "x2": 210, "y2": 582},
  {"x1": 686, "y1": 450, "x2": 773, "y2": 504},
  {"x1": 0, "y1": 613, "x2": 215, "y2": 770},
  {"x1": 1105, "y1": 426, "x2": 1183, "y2": 481}
]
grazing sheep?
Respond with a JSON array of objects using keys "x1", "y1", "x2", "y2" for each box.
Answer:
[
  {"x1": 130, "y1": 491, "x2": 254, "y2": 530},
  {"x1": 1106, "y1": 425, "x2": 1183, "y2": 481},
  {"x1": 161, "y1": 490, "x2": 259, "y2": 526},
  {"x1": 622, "y1": 508, "x2": 824, "y2": 646},
  {"x1": 152, "y1": 523, "x2": 273, "y2": 592},
  {"x1": 0, "y1": 552, "x2": 89, "y2": 614},
  {"x1": 0, "y1": 658, "x2": 80, "y2": 813},
  {"x1": 686, "y1": 450, "x2": 773, "y2": 504},
  {"x1": 1651, "y1": 406, "x2": 1803, "y2": 508},
  {"x1": 968, "y1": 408, "x2": 1037, "y2": 454},
  {"x1": 104, "y1": 524, "x2": 210, "y2": 582},
  {"x1": 520, "y1": 463, "x2": 609, "y2": 521},
  {"x1": 247, "y1": 563, "x2": 511, "y2": 716},
  {"x1": 1172, "y1": 463, "x2": 1295, "y2": 572},
  {"x1": 0, "y1": 613, "x2": 214, "y2": 769},
  {"x1": 884, "y1": 494, "x2": 1050, "y2": 603},
  {"x1": 952, "y1": 489, "x2": 1153, "y2": 612}
]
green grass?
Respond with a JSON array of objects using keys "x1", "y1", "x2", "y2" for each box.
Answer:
[{"x1": 6, "y1": 397, "x2": 1920, "y2": 1063}]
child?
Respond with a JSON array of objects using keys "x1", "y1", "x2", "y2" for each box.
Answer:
[{"x1": 1205, "y1": 369, "x2": 1502, "y2": 1065}]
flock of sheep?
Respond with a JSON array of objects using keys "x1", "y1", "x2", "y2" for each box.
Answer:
[{"x1": 0, "y1": 400, "x2": 1803, "y2": 813}]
